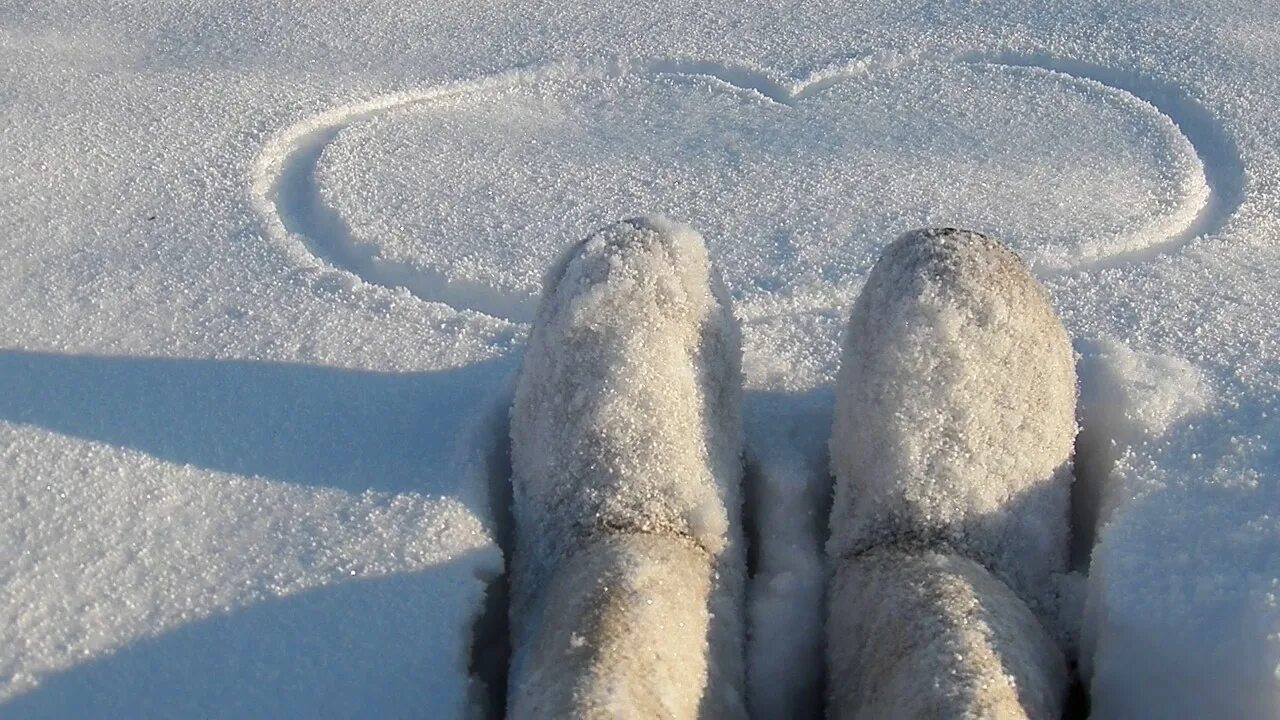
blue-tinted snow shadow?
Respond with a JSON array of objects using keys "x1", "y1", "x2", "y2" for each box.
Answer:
[
  {"x1": 0, "y1": 349, "x2": 517, "y2": 497},
  {"x1": 1080, "y1": 399, "x2": 1280, "y2": 720},
  {"x1": 2, "y1": 556, "x2": 493, "y2": 720},
  {"x1": 0, "y1": 349, "x2": 519, "y2": 718}
]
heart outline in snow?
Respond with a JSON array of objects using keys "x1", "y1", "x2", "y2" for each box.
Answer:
[{"x1": 251, "y1": 52, "x2": 1242, "y2": 324}]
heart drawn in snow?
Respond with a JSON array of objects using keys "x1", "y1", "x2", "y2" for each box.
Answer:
[{"x1": 254, "y1": 56, "x2": 1233, "y2": 323}]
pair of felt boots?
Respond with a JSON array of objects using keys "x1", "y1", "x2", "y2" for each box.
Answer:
[{"x1": 506, "y1": 219, "x2": 1077, "y2": 719}]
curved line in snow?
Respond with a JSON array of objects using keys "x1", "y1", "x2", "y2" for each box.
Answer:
[
  {"x1": 961, "y1": 52, "x2": 1243, "y2": 272},
  {"x1": 250, "y1": 54, "x2": 1242, "y2": 323}
]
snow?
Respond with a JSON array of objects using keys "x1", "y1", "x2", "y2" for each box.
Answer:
[
  {"x1": 506, "y1": 219, "x2": 746, "y2": 716},
  {"x1": 3, "y1": 0, "x2": 1280, "y2": 716},
  {"x1": 299, "y1": 58, "x2": 1212, "y2": 321},
  {"x1": 1074, "y1": 339, "x2": 1279, "y2": 718},
  {"x1": 0, "y1": 354, "x2": 510, "y2": 717},
  {"x1": 742, "y1": 388, "x2": 832, "y2": 718}
]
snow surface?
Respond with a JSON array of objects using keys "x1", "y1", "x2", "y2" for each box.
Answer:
[
  {"x1": 0, "y1": 353, "x2": 512, "y2": 717},
  {"x1": 3, "y1": 0, "x2": 1280, "y2": 716},
  {"x1": 302, "y1": 59, "x2": 1212, "y2": 321}
]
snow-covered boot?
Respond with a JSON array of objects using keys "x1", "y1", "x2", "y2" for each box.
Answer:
[
  {"x1": 507, "y1": 218, "x2": 747, "y2": 719},
  {"x1": 826, "y1": 228, "x2": 1077, "y2": 719}
]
